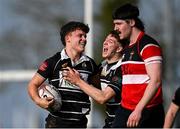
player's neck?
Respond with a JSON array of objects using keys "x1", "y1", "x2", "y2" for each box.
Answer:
[
  {"x1": 129, "y1": 28, "x2": 142, "y2": 46},
  {"x1": 106, "y1": 54, "x2": 122, "y2": 64},
  {"x1": 65, "y1": 48, "x2": 81, "y2": 63}
]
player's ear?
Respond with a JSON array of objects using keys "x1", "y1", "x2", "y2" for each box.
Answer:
[
  {"x1": 65, "y1": 33, "x2": 71, "y2": 44},
  {"x1": 116, "y1": 46, "x2": 123, "y2": 53},
  {"x1": 129, "y1": 19, "x2": 135, "y2": 27}
]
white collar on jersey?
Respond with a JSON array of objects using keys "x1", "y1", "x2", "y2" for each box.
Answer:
[
  {"x1": 101, "y1": 58, "x2": 122, "y2": 72},
  {"x1": 60, "y1": 49, "x2": 90, "y2": 66}
]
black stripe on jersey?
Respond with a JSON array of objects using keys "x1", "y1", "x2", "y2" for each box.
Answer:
[
  {"x1": 52, "y1": 112, "x2": 88, "y2": 121},
  {"x1": 78, "y1": 70, "x2": 92, "y2": 74},
  {"x1": 60, "y1": 101, "x2": 90, "y2": 113},
  {"x1": 108, "y1": 83, "x2": 120, "y2": 91},
  {"x1": 51, "y1": 102, "x2": 90, "y2": 120},
  {"x1": 100, "y1": 79, "x2": 110, "y2": 84},
  {"x1": 58, "y1": 86, "x2": 83, "y2": 93},
  {"x1": 58, "y1": 88, "x2": 90, "y2": 103}
]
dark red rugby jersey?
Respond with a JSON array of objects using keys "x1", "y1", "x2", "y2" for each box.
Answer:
[{"x1": 121, "y1": 32, "x2": 163, "y2": 110}]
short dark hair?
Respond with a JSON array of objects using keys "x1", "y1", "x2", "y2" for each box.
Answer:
[
  {"x1": 60, "y1": 21, "x2": 89, "y2": 46},
  {"x1": 113, "y1": 3, "x2": 144, "y2": 31},
  {"x1": 109, "y1": 30, "x2": 127, "y2": 48}
]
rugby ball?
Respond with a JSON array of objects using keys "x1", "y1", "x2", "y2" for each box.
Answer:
[{"x1": 38, "y1": 84, "x2": 62, "y2": 112}]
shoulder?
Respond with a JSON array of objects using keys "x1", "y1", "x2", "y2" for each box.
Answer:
[
  {"x1": 141, "y1": 34, "x2": 159, "y2": 45},
  {"x1": 139, "y1": 34, "x2": 160, "y2": 50},
  {"x1": 82, "y1": 55, "x2": 97, "y2": 67},
  {"x1": 49, "y1": 52, "x2": 61, "y2": 60},
  {"x1": 83, "y1": 55, "x2": 95, "y2": 62},
  {"x1": 42, "y1": 52, "x2": 61, "y2": 68},
  {"x1": 139, "y1": 34, "x2": 163, "y2": 58}
]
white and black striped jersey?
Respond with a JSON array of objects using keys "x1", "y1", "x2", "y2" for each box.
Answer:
[
  {"x1": 37, "y1": 49, "x2": 98, "y2": 121},
  {"x1": 99, "y1": 59, "x2": 122, "y2": 118}
]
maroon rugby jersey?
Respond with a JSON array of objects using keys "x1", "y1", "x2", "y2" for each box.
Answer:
[{"x1": 121, "y1": 31, "x2": 163, "y2": 110}]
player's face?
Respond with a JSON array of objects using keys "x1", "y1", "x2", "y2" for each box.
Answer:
[
  {"x1": 102, "y1": 34, "x2": 121, "y2": 59},
  {"x1": 113, "y1": 19, "x2": 132, "y2": 40},
  {"x1": 67, "y1": 29, "x2": 87, "y2": 53}
]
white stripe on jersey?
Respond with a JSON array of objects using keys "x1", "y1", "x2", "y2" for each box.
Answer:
[
  {"x1": 62, "y1": 100, "x2": 90, "y2": 104},
  {"x1": 123, "y1": 74, "x2": 150, "y2": 84},
  {"x1": 51, "y1": 78, "x2": 61, "y2": 82},
  {"x1": 59, "y1": 110, "x2": 85, "y2": 114},
  {"x1": 144, "y1": 56, "x2": 162, "y2": 64},
  {"x1": 121, "y1": 61, "x2": 145, "y2": 65},
  {"x1": 106, "y1": 111, "x2": 115, "y2": 117},
  {"x1": 58, "y1": 88, "x2": 83, "y2": 93},
  {"x1": 106, "y1": 103, "x2": 120, "y2": 106},
  {"x1": 100, "y1": 79, "x2": 110, "y2": 84},
  {"x1": 145, "y1": 60, "x2": 162, "y2": 66},
  {"x1": 78, "y1": 70, "x2": 92, "y2": 74}
]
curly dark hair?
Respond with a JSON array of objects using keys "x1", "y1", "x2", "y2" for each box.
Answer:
[{"x1": 60, "y1": 21, "x2": 89, "y2": 46}]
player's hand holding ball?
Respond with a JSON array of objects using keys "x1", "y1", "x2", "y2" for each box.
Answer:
[{"x1": 38, "y1": 83, "x2": 62, "y2": 113}]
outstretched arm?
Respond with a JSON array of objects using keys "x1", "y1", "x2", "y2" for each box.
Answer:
[{"x1": 63, "y1": 67, "x2": 115, "y2": 104}]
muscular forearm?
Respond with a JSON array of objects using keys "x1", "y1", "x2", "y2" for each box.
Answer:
[
  {"x1": 76, "y1": 79, "x2": 112, "y2": 104},
  {"x1": 135, "y1": 63, "x2": 162, "y2": 112},
  {"x1": 63, "y1": 68, "x2": 114, "y2": 104},
  {"x1": 135, "y1": 80, "x2": 160, "y2": 112},
  {"x1": 28, "y1": 82, "x2": 41, "y2": 104},
  {"x1": 27, "y1": 73, "x2": 45, "y2": 104}
]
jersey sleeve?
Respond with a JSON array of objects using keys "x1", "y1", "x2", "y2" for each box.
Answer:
[
  {"x1": 140, "y1": 44, "x2": 163, "y2": 65},
  {"x1": 172, "y1": 87, "x2": 180, "y2": 106},
  {"x1": 37, "y1": 57, "x2": 54, "y2": 79},
  {"x1": 91, "y1": 59, "x2": 99, "y2": 75},
  {"x1": 107, "y1": 66, "x2": 122, "y2": 96}
]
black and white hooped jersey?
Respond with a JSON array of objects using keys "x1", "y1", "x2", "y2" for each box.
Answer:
[
  {"x1": 99, "y1": 59, "x2": 122, "y2": 118},
  {"x1": 37, "y1": 49, "x2": 98, "y2": 121},
  {"x1": 172, "y1": 87, "x2": 180, "y2": 106}
]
